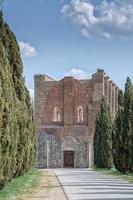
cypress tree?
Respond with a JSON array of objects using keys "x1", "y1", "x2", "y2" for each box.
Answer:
[
  {"x1": 94, "y1": 111, "x2": 101, "y2": 167},
  {"x1": 130, "y1": 99, "x2": 133, "y2": 172},
  {"x1": 0, "y1": 12, "x2": 36, "y2": 189},
  {"x1": 94, "y1": 97, "x2": 113, "y2": 169},
  {"x1": 113, "y1": 78, "x2": 133, "y2": 173},
  {"x1": 130, "y1": 97, "x2": 133, "y2": 172},
  {"x1": 122, "y1": 77, "x2": 133, "y2": 172},
  {"x1": 112, "y1": 90, "x2": 124, "y2": 172}
]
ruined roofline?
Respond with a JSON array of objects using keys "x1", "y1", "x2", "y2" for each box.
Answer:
[
  {"x1": 97, "y1": 68, "x2": 105, "y2": 74},
  {"x1": 44, "y1": 68, "x2": 104, "y2": 82},
  {"x1": 104, "y1": 76, "x2": 119, "y2": 90},
  {"x1": 94, "y1": 68, "x2": 119, "y2": 89},
  {"x1": 34, "y1": 74, "x2": 55, "y2": 82},
  {"x1": 34, "y1": 68, "x2": 102, "y2": 82},
  {"x1": 34, "y1": 69, "x2": 119, "y2": 89},
  {"x1": 104, "y1": 76, "x2": 110, "y2": 80}
]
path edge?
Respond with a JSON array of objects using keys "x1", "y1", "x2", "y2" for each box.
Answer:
[{"x1": 53, "y1": 169, "x2": 69, "y2": 200}]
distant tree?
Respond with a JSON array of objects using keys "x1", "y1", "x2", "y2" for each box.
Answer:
[
  {"x1": 112, "y1": 90, "x2": 124, "y2": 172},
  {"x1": 122, "y1": 77, "x2": 133, "y2": 172},
  {"x1": 94, "y1": 111, "x2": 101, "y2": 168},
  {"x1": 94, "y1": 97, "x2": 113, "y2": 169},
  {"x1": 131, "y1": 99, "x2": 133, "y2": 172},
  {"x1": 113, "y1": 78, "x2": 133, "y2": 173}
]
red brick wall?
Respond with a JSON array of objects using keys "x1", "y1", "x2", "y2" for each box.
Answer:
[
  {"x1": 63, "y1": 77, "x2": 74, "y2": 125},
  {"x1": 34, "y1": 69, "x2": 119, "y2": 139},
  {"x1": 41, "y1": 80, "x2": 64, "y2": 125},
  {"x1": 42, "y1": 77, "x2": 91, "y2": 126},
  {"x1": 73, "y1": 79, "x2": 90, "y2": 125}
]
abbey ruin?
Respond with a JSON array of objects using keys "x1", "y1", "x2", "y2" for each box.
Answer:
[{"x1": 34, "y1": 69, "x2": 119, "y2": 168}]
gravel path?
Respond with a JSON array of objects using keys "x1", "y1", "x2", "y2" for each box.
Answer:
[{"x1": 19, "y1": 169, "x2": 67, "y2": 200}]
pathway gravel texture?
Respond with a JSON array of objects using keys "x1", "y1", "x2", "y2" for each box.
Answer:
[
  {"x1": 54, "y1": 168, "x2": 133, "y2": 200},
  {"x1": 19, "y1": 169, "x2": 67, "y2": 200}
]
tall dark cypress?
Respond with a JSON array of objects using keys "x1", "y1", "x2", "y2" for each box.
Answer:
[
  {"x1": 94, "y1": 97, "x2": 113, "y2": 169},
  {"x1": 131, "y1": 99, "x2": 133, "y2": 172},
  {"x1": 0, "y1": 12, "x2": 36, "y2": 189},
  {"x1": 112, "y1": 90, "x2": 124, "y2": 172},
  {"x1": 114, "y1": 78, "x2": 133, "y2": 173},
  {"x1": 122, "y1": 77, "x2": 133, "y2": 172},
  {"x1": 94, "y1": 112, "x2": 101, "y2": 167}
]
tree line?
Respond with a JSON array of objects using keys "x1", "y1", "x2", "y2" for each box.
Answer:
[
  {"x1": 94, "y1": 77, "x2": 133, "y2": 173},
  {"x1": 0, "y1": 12, "x2": 36, "y2": 189}
]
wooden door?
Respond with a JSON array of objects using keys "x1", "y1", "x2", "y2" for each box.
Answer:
[{"x1": 64, "y1": 151, "x2": 74, "y2": 168}]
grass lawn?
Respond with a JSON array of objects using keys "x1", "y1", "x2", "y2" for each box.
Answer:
[
  {"x1": 0, "y1": 168, "x2": 42, "y2": 200},
  {"x1": 94, "y1": 168, "x2": 133, "y2": 183}
]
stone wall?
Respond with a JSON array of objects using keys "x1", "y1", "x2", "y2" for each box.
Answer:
[{"x1": 36, "y1": 128, "x2": 90, "y2": 168}]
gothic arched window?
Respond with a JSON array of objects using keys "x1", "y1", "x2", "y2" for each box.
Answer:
[
  {"x1": 77, "y1": 106, "x2": 83, "y2": 123},
  {"x1": 53, "y1": 106, "x2": 61, "y2": 122}
]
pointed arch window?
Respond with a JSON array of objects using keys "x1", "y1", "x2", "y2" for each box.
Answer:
[
  {"x1": 53, "y1": 106, "x2": 61, "y2": 122},
  {"x1": 77, "y1": 106, "x2": 83, "y2": 123}
]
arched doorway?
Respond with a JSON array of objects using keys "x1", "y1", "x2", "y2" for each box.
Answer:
[{"x1": 61, "y1": 135, "x2": 80, "y2": 168}]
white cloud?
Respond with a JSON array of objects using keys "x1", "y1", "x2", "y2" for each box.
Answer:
[
  {"x1": 80, "y1": 28, "x2": 91, "y2": 38},
  {"x1": 19, "y1": 41, "x2": 37, "y2": 57},
  {"x1": 61, "y1": 0, "x2": 133, "y2": 39},
  {"x1": 67, "y1": 68, "x2": 88, "y2": 79}
]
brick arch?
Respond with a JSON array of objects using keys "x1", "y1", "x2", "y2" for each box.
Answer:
[
  {"x1": 73, "y1": 79, "x2": 90, "y2": 125},
  {"x1": 42, "y1": 80, "x2": 64, "y2": 125},
  {"x1": 77, "y1": 106, "x2": 84, "y2": 122},
  {"x1": 53, "y1": 106, "x2": 61, "y2": 122}
]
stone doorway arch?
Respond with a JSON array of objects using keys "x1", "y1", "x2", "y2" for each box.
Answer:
[{"x1": 61, "y1": 135, "x2": 79, "y2": 168}]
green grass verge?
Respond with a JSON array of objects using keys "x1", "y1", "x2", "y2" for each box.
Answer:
[
  {"x1": 94, "y1": 168, "x2": 133, "y2": 183},
  {"x1": 0, "y1": 168, "x2": 42, "y2": 200}
]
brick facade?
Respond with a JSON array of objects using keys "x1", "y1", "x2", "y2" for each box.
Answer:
[{"x1": 34, "y1": 69, "x2": 119, "y2": 168}]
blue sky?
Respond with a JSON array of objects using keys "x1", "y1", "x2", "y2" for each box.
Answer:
[{"x1": 3, "y1": 0, "x2": 133, "y2": 96}]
